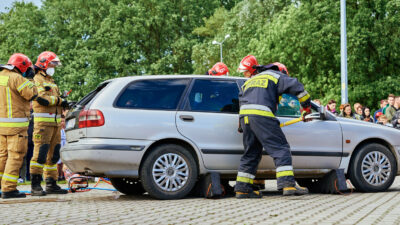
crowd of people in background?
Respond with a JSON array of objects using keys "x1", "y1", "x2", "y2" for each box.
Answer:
[{"x1": 314, "y1": 94, "x2": 400, "y2": 129}]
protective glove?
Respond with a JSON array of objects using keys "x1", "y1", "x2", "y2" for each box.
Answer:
[
  {"x1": 36, "y1": 97, "x2": 50, "y2": 106},
  {"x1": 301, "y1": 106, "x2": 312, "y2": 122},
  {"x1": 61, "y1": 100, "x2": 70, "y2": 109},
  {"x1": 44, "y1": 86, "x2": 51, "y2": 91}
]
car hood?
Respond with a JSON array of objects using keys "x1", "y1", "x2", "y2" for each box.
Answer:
[{"x1": 336, "y1": 116, "x2": 400, "y2": 146}]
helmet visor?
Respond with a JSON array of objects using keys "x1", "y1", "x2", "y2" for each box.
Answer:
[{"x1": 49, "y1": 56, "x2": 61, "y2": 67}]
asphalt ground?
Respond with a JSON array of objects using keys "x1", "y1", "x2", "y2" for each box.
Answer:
[{"x1": 2, "y1": 178, "x2": 400, "y2": 224}]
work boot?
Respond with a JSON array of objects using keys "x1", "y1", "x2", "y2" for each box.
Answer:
[
  {"x1": 31, "y1": 174, "x2": 46, "y2": 196},
  {"x1": 236, "y1": 190, "x2": 262, "y2": 199},
  {"x1": 283, "y1": 185, "x2": 309, "y2": 196},
  {"x1": 45, "y1": 177, "x2": 68, "y2": 194},
  {"x1": 2, "y1": 190, "x2": 26, "y2": 199}
]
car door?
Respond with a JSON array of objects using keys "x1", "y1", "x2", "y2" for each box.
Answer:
[
  {"x1": 176, "y1": 78, "x2": 245, "y2": 170},
  {"x1": 277, "y1": 94, "x2": 343, "y2": 169}
]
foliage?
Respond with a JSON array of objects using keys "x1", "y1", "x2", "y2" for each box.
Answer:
[{"x1": 0, "y1": 0, "x2": 399, "y2": 109}]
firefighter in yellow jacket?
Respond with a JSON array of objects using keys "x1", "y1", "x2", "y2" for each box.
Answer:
[
  {"x1": 0, "y1": 53, "x2": 60, "y2": 199},
  {"x1": 30, "y1": 51, "x2": 69, "y2": 196}
]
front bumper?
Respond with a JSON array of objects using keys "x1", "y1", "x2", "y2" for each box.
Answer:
[{"x1": 61, "y1": 138, "x2": 152, "y2": 178}]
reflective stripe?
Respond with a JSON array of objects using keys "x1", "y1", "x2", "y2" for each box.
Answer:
[
  {"x1": 44, "y1": 164, "x2": 57, "y2": 171},
  {"x1": 299, "y1": 94, "x2": 310, "y2": 103},
  {"x1": 17, "y1": 80, "x2": 31, "y2": 92},
  {"x1": 37, "y1": 87, "x2": 45, "y2": 93},
  {"x1": 258, "y1": 71, "x2": 281, "y2": 79},
  {"x1": 239, "y1": 109, "x2": 275, "y2": 118},
  {"x1": 33, "y1": 113, "x2": 61, "y2": 118},
  {"x1": 30, "y1": 161, "x2": 44, "y2": 168},
  {"x1": 236, "y1": 176, "x2": 254, "y2": 184},
  {"x1": 298, "y1": 91, "x2": 310, "y2": 103},
  {"x1": 6, "y1": 87, "x2": 12, "y2": 118},
  {"x1": 0, "y1": 121, "x2": 29, "y2": 127},
  {"x1": 43, "y1": 82, "x2": 57, "y2": 88},
  {"x1": 244, "y1": 116, "x2": 249, "y2": 124},
  {"x1": 237, "y1": 172, "x2": 255, "y2": 179},
  {"x1": 276, "y1": 165, "x2": 293, "y2": 172},
  {"x1": 50, "y1": 96, "x2": 56, "y2": 105},
  {"x1": 34, "y1": 117, "x2": 61, "y2": 123},
  {"x1": 0, "y1": 117, "x2": 29, "y2": 122},
  {"x1": 276, "y1": 170, "x2": 294, "y2": 178},
  {"x1": 240, "y1": 104, "x2": 272, "y2": 112},
  {"x1": 3, "y1": 173, "x2": 18, "y2": 183},
  {"x1": 297, "y1": 91, "x2": 309, "y2": 99}
]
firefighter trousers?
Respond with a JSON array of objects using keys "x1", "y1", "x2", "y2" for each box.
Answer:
[
  {"x1": 235, "y1": 115, "x2": 295, "y2": 193},
  {"x1": 0, "y1": 131, "x2": 28, "y2": 192},
  {"x1": 30, "y1": 125, "x2": 61, "y2": 180}
]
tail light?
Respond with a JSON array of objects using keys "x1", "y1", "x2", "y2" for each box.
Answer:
[{"x1": 78, "y1": 109, "x2": 105, "y2": 128}]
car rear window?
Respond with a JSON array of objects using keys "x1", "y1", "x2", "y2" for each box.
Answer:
[{"x1": 115, "y1": 79, "x2": 189, "y2": 110}]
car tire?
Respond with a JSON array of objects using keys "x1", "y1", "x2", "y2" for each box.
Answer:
[
  {"x1": 140, "y1": 144, "x2": 198, "y2": 200},
  {"x1": 349, "y1": 143, "x2": 397, "y2": 192},
  {"x1": 110, "y1": 178, "x2": 145, "y2": 195}
]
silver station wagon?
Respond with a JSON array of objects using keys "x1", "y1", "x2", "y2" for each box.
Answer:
[{"x1": 61, "y1": 75, "x2": 400, "y2": 199}]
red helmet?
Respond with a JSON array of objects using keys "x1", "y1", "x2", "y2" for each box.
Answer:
[
  {"x1": 7, "y1": 53, "x2": 32, "y2": 73},
  {"x1": 35, "y1": 51, "x2": 61, "y2": 70},
  {"x1": 208, "y1": 62, "x2": 229, "y2": 76},
  {"x1": 237, "y1": 55, "x2": 258, "y2": 75},
  {"x1": 272, "y1": 62, "x2": 289, "y2": 75},
  {"x1": 376, "y1": 112, "x2": 383, "y2": 118}
]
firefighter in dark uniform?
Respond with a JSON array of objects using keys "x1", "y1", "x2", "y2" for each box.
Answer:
[{"x1": 235, "y1": 55, "x2": 311, "y2": 198}]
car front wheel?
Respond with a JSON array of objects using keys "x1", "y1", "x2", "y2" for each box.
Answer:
[
  {"x1": 349, "y1": 143, "x2": 397, "y2": 192},
  {"x1": 140, "y1": 144, "x2": 198, "y2": 200}
]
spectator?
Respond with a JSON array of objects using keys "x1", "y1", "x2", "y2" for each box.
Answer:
[
  {"x1": 326, "y1": 99, "x2": 338, "y2": 115},
  {"x1": 353, "y1": 103, "x2": 362, "y2": 119},
  {"x1": 339, "y1": 104, "x2": 345, "y2": 115},
  {"x1": 313, "y1": 99, "x2": 321, "y2": 105},
  {"x1": 361, "y1": 107, "x2": 374, "y2": 122},
  {"x1": 340, "y1": 104, "x2": 358, "y2": 119},
  {"x1": 391, "y1": 108, "x2": 400, "y2": 129},
  {"x1": 353, "y1": 103, "x2": 362, "y2": 114},
  {"x1": 378, "y1": 115, "x2": 393, "y2": 127},
  {"x1": 374, "y1": 99, "x2": 388, "y2": 122},
  {"x1": 355, "y1": 106, "x2": 363, "y2": 120},
  {"x1": 383, "y1": 94, "x2": 395, "y2": 114},
  {"x1": 385, "y1": 96, "x2": 400, "y2": 121}
]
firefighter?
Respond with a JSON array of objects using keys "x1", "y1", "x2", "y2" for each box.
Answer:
[
  {"x1": 0, "y1": 53, "x2": 59, "y2": 199},
  {"x1": 30, "y1": 51, "x2": 69, "y2": 196},
  {"x1": 206, "y1": 62, "x2": 229, "y2": 76},
  {"x1": 235, "y1": 55, "x2": 311, "y2": 198}
]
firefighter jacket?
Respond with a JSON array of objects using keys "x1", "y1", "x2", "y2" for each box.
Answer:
[
  {"x1": 0, "y1": 67, "x2": 38, "y2": 135},
  {"x1": 239, "y1": 69, "x2": 311, "y2": 119},
  {"x1": 32, "y1": 70, "x2": 63, "y2": 127}
]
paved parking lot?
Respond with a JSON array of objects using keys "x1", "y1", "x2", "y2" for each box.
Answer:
[{"x1": 2, "y1": 178, "x2": 400, "y2": 224}]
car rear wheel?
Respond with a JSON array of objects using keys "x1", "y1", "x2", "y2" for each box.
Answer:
[
  {"x1": 110, "y1": 178, "x2": 145, "y2": 195},
  {"x1": 349, "y1": 143, "x2": 396, "y2": 192},
  {"x1": 140, "y1": 144, "x2": 198, "y2": 200}
]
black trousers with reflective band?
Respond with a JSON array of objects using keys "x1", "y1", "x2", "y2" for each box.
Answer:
[{"x1": 235, "y1": 115, "x2": 295, "y2": 193}]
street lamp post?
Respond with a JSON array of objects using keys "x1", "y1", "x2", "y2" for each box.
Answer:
[
  {"x1": 341, "y1": 0, "x2": 348, "y2": 104},
  {"x1": 212, "y1": 34, "x2": 230, "y2": 63}
]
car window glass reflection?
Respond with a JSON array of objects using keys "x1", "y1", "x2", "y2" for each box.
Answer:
[{"x1": 188, "y1": 80, "x2": 239, "y2": 113}]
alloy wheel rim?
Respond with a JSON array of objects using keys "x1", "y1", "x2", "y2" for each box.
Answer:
[
  {"x1": 152, "y1": 153, "x2": 189, "y2": 191},
  {"x1": 361, "y1": 151, "x2": 391, "y2": 186}
]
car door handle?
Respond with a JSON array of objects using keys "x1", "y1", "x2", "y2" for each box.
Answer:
[{"x1": 179, "y1": 115, "x2": 194, "y2": 122}]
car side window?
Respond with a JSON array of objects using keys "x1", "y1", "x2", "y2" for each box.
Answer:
[
  {"x1": 115, "y1": 79, "x2": 189, "y2": 110},
  {"x1": 276, "y1": 94, "x2": 301, "y2": 117},
  {"x1": 187, "y1": 79, "x2": 239, "y2": 113}
]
